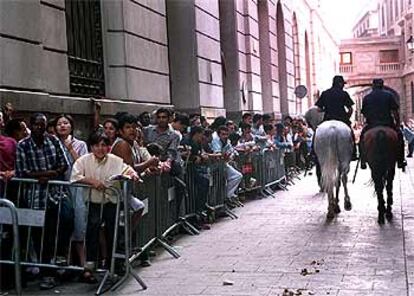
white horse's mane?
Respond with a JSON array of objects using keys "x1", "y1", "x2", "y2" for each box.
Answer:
[{"x1": 304, "y1": 106, "x2": 324, "y2": 130}]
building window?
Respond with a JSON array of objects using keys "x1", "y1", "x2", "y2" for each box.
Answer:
[
  {"x1": 65, "y1": 0, "x2": 105, "y2": 96},
  {"x1": 411, "y1": 82, "x2": 414, "y2": 113},
  {"x1": 382, "y1": 5, "x2": 385, "y2": 28},
  {"x1": 379, "y1": 49, "x2": 399, "y2": 63},
  {"x1": 340, "y1": 52, "x2": 352, "y2": 64}
]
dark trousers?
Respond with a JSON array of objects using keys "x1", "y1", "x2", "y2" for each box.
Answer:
[
  {"x1": 85, "y1": 203, "x2": 117, "y2": 263},
  {"x1": 408, "y1": 141, "x2": 414, "y2": 156},
  {"x1": 194, "y1": 167, "x2": 209, "y2": 213},
  {"x1": 31, "y1": 202, "x2": 73, "y2": 263}
]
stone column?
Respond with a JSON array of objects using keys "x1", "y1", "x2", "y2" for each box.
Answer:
[{"x1": 167, "y1": 0, "x2": 225, "y2": 120}]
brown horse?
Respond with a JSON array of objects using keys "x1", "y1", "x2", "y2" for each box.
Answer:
[{"x1": 364, "y1": 126, "x2": 398, "y2": 224}]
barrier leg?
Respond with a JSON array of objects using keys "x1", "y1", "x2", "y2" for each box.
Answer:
[
  {"x1": 173, "y1": 176, "x2": 200, "y2": 236},
  {"x1": 224, "y1": 206, "x2": 238, "y2": 219},
  {"x1": 156, "y1": 238, "x2": 181, "y2": 258},
  {"x1": 96, "y1": 271, "x2": 111, "y2": 295},
  {"x1": 180, "y1": 217, "x2": 200, "y2": 235},
  {"x1": 0, "y1": 199, "x2": 22, "y2": 296},
  {"x1": 102, "y1": 184, "x2": 147, "y2": 294}
]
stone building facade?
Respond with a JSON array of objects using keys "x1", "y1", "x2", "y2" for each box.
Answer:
[
  {"x1": 353, "y1": 4, "x2": 379, "y2": 38},
  {"x1": 339, "y1": 36, "x2": 403, "y2": 121},
  {"x1": 340, "y1": 0, "x2": 414, "y2": 122},
  {"x1": 0, "y1": 0, "x2": 338, "y2": 131}
]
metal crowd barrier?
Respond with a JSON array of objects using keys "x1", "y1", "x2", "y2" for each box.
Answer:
[
  {"x1": 206, "y1": 159, "x2": 239, "y2": 219},
  {"x1": 0, "y1": 149, "x2": 288, "y2": 295},
  {"x1": 183, "y1": 159, "x2": 237, "y2": 222},
  {"x1": 0, "y1": 177, "x2": 146, "y2": 295},
  {"x1": 127, "y1": 172, "x2": 181, "y2": 269},
  {"x1": 184, "y1": 163, "x2": 208, "y2": 221},
  {"x1": 263, "y1": 148, "x2": 287, "y2": 193},
  {"x1": 234, "y1": 148, "x2": 286, "y2": 197},
  {"x1": 0, "y1": 197, "x2": 22, "y2": 295},
  {"x1": 235, "y1": 151, "x2": 265, "y2": 196}
]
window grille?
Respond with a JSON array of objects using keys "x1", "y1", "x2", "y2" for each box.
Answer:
[{"x1": 65, "y1": 0, "x2": 105, "y2": 96}]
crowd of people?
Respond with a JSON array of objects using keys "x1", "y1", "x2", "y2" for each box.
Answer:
[{"x1": 0, "y1": 101, "x2": 315, "y2": 290}]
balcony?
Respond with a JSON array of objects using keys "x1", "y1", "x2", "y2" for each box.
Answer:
[
  {"x1": 339, "y1": 64, "x2": 354, "y2": 73},
  {"x1": 377, "y1": 62, "x2": 401, "y2": 72}
]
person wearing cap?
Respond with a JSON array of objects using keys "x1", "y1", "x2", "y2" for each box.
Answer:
[
  {"x1": 359, "y1": 78, "x2": 406, "y2": 170},
  {"x1": 315, "y1": 75, "x2": 357, "y2": 160}
]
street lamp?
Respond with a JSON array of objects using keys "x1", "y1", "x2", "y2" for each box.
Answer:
[{"x1": 407, "y1": 36, "x2": 414, "y2": 52}]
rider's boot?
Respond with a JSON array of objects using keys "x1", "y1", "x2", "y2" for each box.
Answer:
[
  {"x1": 350, "y1": 128, "x2": 358, "y2": 161},
  {"x1": 352, "y1": 142, "x2": 358, "y2": 161},
  {"x1": 359, "y1": 141, "x2": 367, "y2": 170},
  {"x1": 397, "y1": 128, "x2": 407, "y2": 170}
]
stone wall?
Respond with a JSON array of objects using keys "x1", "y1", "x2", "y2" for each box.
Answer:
[
  {"x1": 0, "y1": 0, "x2": 337, "y2": 127},
  {"x1": 167, "y1": 0, "x2": 225, "y2": 120}
]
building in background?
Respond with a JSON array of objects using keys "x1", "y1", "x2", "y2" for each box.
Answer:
[
  {"x1": 0, "y1": 0, "x2": 338, "y2": 134},
  {"x1": 353, "y1": 3, "x2": 379, "y2": 38},
  {"x1": 340, "y1": 0, "x2": 414, "y2": 122}
]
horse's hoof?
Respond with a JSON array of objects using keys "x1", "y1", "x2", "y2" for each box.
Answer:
[
  {"x1": 344, "y1": 201, "x2": 352, "y2": 211},
  {"x1": 334, "y1": 205, "x2": 341, "y2": 214},
  {"x1": 327, "y1": 212, "x2": 335, "y2": 220},
  {"x1": 378, "y1": 215, "x2": 385, "y2": 224},
  {"x1": 386, "y1": 211, "x2": 393, "y2": 221}
]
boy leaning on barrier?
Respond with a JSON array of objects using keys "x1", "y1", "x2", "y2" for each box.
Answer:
[{"x1": 70, "y1": 130, "x2": 141, "y2": 283}]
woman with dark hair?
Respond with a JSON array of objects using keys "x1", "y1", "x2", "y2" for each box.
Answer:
[
  {"x1": 210, "y1": 116, "x2": 227, "y2": 131},
  {"x1": 54, "y1": 114, "x2": 88, "y2": 168},
  {"x1": 103, "y1": 118, "x2": 118, "y2": 147},
  {"x1": 54, "y1": 114, "x2": 88, "y2": 267},
  {"x1": 4, "y1": 118, "x2": 28, "y2": 142}
]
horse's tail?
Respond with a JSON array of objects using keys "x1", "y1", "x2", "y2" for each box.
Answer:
[
  {"x1": 372, "y1": 129, "x2": 388, "y2": 176},
  {"x1": 320, "y1": 129, "x2": 339, "y2": 195}
]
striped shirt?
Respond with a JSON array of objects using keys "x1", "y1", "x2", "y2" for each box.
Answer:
[
  {"x1": 143, "y1": 125, "x2": 180, "y2": 160},
  {"x1": 15, "y1": 135, "x2": 68, "y2": 209}
]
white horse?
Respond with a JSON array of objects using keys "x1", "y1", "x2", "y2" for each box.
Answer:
[{"x1": 305, "y1": 107, "x2": 353, "y2": 220}]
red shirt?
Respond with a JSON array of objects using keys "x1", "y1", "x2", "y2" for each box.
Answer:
[{"x1": 0, "y1": 135, "x2": 17, "y2": 171}]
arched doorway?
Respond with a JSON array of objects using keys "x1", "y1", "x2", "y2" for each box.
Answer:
[
  {"x1": 292, "y1": 12, "x2": 301, "y2": 114},
  {"x1": 345, "y1": 83, "x2": 401, "y2": 122},
  {"x1": 277, "y1": 1, "x2": 288, "y2": 116},
  {"x1": 258, "y1": 0, "x2": 272, "y2": 113},
  {"x1": 304, "y1": 31, "x2": 312, "y2": 109}
]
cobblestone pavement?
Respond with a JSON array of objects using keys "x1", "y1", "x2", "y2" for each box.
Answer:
[{"x1": 20, "y1": 160, "x2": 414, "y2": 296}]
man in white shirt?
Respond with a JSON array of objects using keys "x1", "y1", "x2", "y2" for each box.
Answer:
[{"x1": 211, "y1": 126, "x2": 242, "y2": 200}]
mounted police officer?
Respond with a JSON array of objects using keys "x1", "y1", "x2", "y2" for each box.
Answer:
[
  {"x1": 315, "y1": 75, "x2": 358, "y2": 160},
  {"x1": 359, "y1": 78, "x2": 406, "y2": 170}
]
